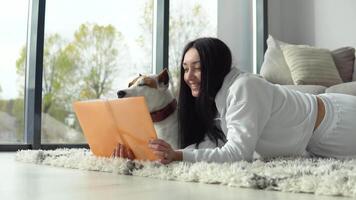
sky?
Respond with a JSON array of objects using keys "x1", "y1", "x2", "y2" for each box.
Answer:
[
  {"x1": 0, "y1": 0, "x2": 28, "y2": 99},
  {"x1": 0, "y1": 0, "x2": 216, "y2": 99}
]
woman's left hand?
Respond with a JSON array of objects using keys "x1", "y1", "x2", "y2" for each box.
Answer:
[{"x1": 148, "y1": 139, "x2": 178, "y2": 164}]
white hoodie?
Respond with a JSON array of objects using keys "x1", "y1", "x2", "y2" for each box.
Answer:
[{"x1": 182, "y1": 67, "x2": 318, "y2": 162}]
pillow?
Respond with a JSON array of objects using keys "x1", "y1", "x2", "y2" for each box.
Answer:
[
  {"x1": 277, "y1": 38, "x2": 355, "y2": 83},
  {"x1": 261, "y1": 35, "x2": 355, "y2": 84},
  {"x1": 331, "y1": 47, "x2": 355, "y2": 82},
  {"x1": 326, "y1": 82, "x2": 356, "y2": 96},
  {"x1": 260, "y1": 35, "x2": 294, "y2": 85},
  {"x1": 282, "y1": 45, "x2": 343, "y2": 87}
]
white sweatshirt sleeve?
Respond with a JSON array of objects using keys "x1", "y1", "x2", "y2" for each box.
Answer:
[{"x1": 182, "y1": 75, "x2": 273, "y2": 163}]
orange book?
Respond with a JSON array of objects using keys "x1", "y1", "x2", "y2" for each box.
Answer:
[{"x1": 73, "y1": 97, "x2": 158, "y2": 161}]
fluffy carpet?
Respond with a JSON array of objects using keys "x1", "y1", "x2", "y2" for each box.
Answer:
[{"x1": 15, "y1": 148, "x2": 356, "y2": 197}]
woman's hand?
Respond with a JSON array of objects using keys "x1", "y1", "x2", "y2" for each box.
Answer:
[
  {"x1": 148, "y1": 139, "x2": 182, "y2": 164},
  {"x1": 111, "y1": 143, "x2": 135, "y2": 160}
]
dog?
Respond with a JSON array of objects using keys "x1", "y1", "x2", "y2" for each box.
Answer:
[{"x1": 117, "y1": 69, "x2": 179, "y2": 149}]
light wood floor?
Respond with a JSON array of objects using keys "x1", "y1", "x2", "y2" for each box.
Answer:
[{"x1": 0, "y1": 153, "x2": 349, "y2": 200}]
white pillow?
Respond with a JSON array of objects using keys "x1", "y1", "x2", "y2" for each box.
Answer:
[
  {"x1": 282, "y1": 45, "x2": 343, "y2": 87},
  {"x1": 260, "y1": 35, "x2": 294, "y2": 85}
]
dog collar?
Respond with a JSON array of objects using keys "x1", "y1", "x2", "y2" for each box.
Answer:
[{"x1": 150, "y1": 99, "x2": 177, "y2": 122}]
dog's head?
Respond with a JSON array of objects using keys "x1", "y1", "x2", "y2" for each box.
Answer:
[{"x1": 117, "y1": 69, "x2": 174, "y2": 112}]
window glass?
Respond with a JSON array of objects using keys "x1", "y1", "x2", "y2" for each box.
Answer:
[
  {"x1": 0, "y1": 0, "x2": 28, "y2": 144},
  {"x1": 38, "y1": 0, "x2": 153, "y2": 143},
  {"x1": 169, "y1": 0, "x2": 217, "y2": 95}
]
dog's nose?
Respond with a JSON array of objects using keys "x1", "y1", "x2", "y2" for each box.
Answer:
[{"x1": 117, "y1": 90, "x2": 126, "y2": 98}]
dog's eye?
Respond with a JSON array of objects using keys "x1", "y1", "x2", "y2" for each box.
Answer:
[{"x1": 138, "y1": 83, "x2": 147, "y2": 87}]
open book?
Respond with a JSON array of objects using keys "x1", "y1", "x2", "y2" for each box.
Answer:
[{"x1": 73, "y1": 97, "x2": 158, "y2": 161}]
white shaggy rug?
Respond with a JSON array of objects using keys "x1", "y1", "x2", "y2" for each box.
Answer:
[{"x1": 15, "y1": 148, "x2": 356, "y2": 198}]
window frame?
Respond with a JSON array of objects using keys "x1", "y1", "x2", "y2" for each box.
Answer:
[{"x1": 254, "y1": 0, "x2": 268, "y2": 73}]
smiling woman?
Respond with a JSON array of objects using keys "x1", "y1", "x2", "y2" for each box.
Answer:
[
  {"x1": 177, "y1": 38, "x2": 232, "y2": 154},
  {"x1": 145, "y1": 37, "x2": 356, "y2": 164}
]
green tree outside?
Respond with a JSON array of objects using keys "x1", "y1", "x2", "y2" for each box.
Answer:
[
  {"x1": 70, "y1": 23, "x2": 125, "y2": 100},
  {"x1": 13, "y1": 23, "x2": 125, "y2": 142}
]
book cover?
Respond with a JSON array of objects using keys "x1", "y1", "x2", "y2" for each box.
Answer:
[{"x1": 73, "y1": 97, "x2": 158, "y2": 161}]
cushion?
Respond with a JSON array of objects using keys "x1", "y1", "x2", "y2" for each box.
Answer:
[
  {"x1": 325, "y1": 81, "x2": 356, "y2": 96},
  {"x1": 260, "y1": 35, "x2": 294, "y2": 85},
  {"x1": 331, "y1": 47, "x2": 355, "y2": 82},
  {"x1": 282, "y1": 85, "x2": 327, "y2": 95},
  {"x1": 282, "y1": 45, "x2": 343, "y2": 87}
]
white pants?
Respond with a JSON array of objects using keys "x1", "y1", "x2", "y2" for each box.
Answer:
[{"x1": 307, "y1": 93, "x2": 356, "y2": 159}]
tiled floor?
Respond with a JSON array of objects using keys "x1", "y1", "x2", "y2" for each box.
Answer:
[{"x1": 0, "y1": 153, "x2": 349, "y2": 200}]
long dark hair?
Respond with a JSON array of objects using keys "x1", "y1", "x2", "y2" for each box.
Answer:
[{"x1": 178, "y1": 37, "x2": 232, "y2": 148}]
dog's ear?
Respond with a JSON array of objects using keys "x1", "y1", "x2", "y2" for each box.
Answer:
[{"x1": 157, "y1": 68, "x2": 169, "y2": 86}]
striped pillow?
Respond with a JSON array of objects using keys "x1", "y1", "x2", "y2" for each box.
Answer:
[
  {"x1": 282, "y1": 45, "x2": 343, "y2": 87},
  {"x1": 332, "y1": 47, "x2": 355, "y2": 82}
]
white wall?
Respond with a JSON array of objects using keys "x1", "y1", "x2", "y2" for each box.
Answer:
[
  {"x1": 218, "y1": 0, "x2": 253, "y2": 72},
  {"x1": 268, "y1": 0, "x2": 356, "y2": 49}
]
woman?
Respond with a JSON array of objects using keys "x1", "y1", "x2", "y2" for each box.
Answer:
[{"x1": 116, "y1": 37, "x2": 356, "y2": 164}]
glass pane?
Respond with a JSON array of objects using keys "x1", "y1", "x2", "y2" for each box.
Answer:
[
  {"x1": 169, "y1": 0, "x2": 217, "y2": 94},
  {"x1": 42, "y1": 0, "x2": 153, "y2": 143},
  {"x1": 0, "y1": 0, "x2": 28, "y2": 144}
]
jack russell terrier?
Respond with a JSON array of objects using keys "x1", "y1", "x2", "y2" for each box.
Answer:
[{"x1": 117, "y1": 69, "x2": 179, "y2": 149}]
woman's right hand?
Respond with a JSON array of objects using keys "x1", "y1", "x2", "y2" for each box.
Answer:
[
  {"x1": 111, "y1": 143, "x2": 135, "y2": 160},
  {"x1": 148, "y1": 139, "x2": 182, "y2": 164}
]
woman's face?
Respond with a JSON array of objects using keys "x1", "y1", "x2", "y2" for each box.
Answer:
[{"x1": 183, "y1": 48, "x2": 201, "y2": 97}]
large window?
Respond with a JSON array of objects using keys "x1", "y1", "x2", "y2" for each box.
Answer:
[
  {"x1": 34, "y1": 0, "x2": 153, "y2": 143},
  {"x1": 169, "y1": 0, "x2": 217, "y2": 93},
  {"x1": 0, "y1": 0, "x2": 29, "y2": 144},
  {"x1": 0, "y1": 0, "x2": 228, "y2": 149}
]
